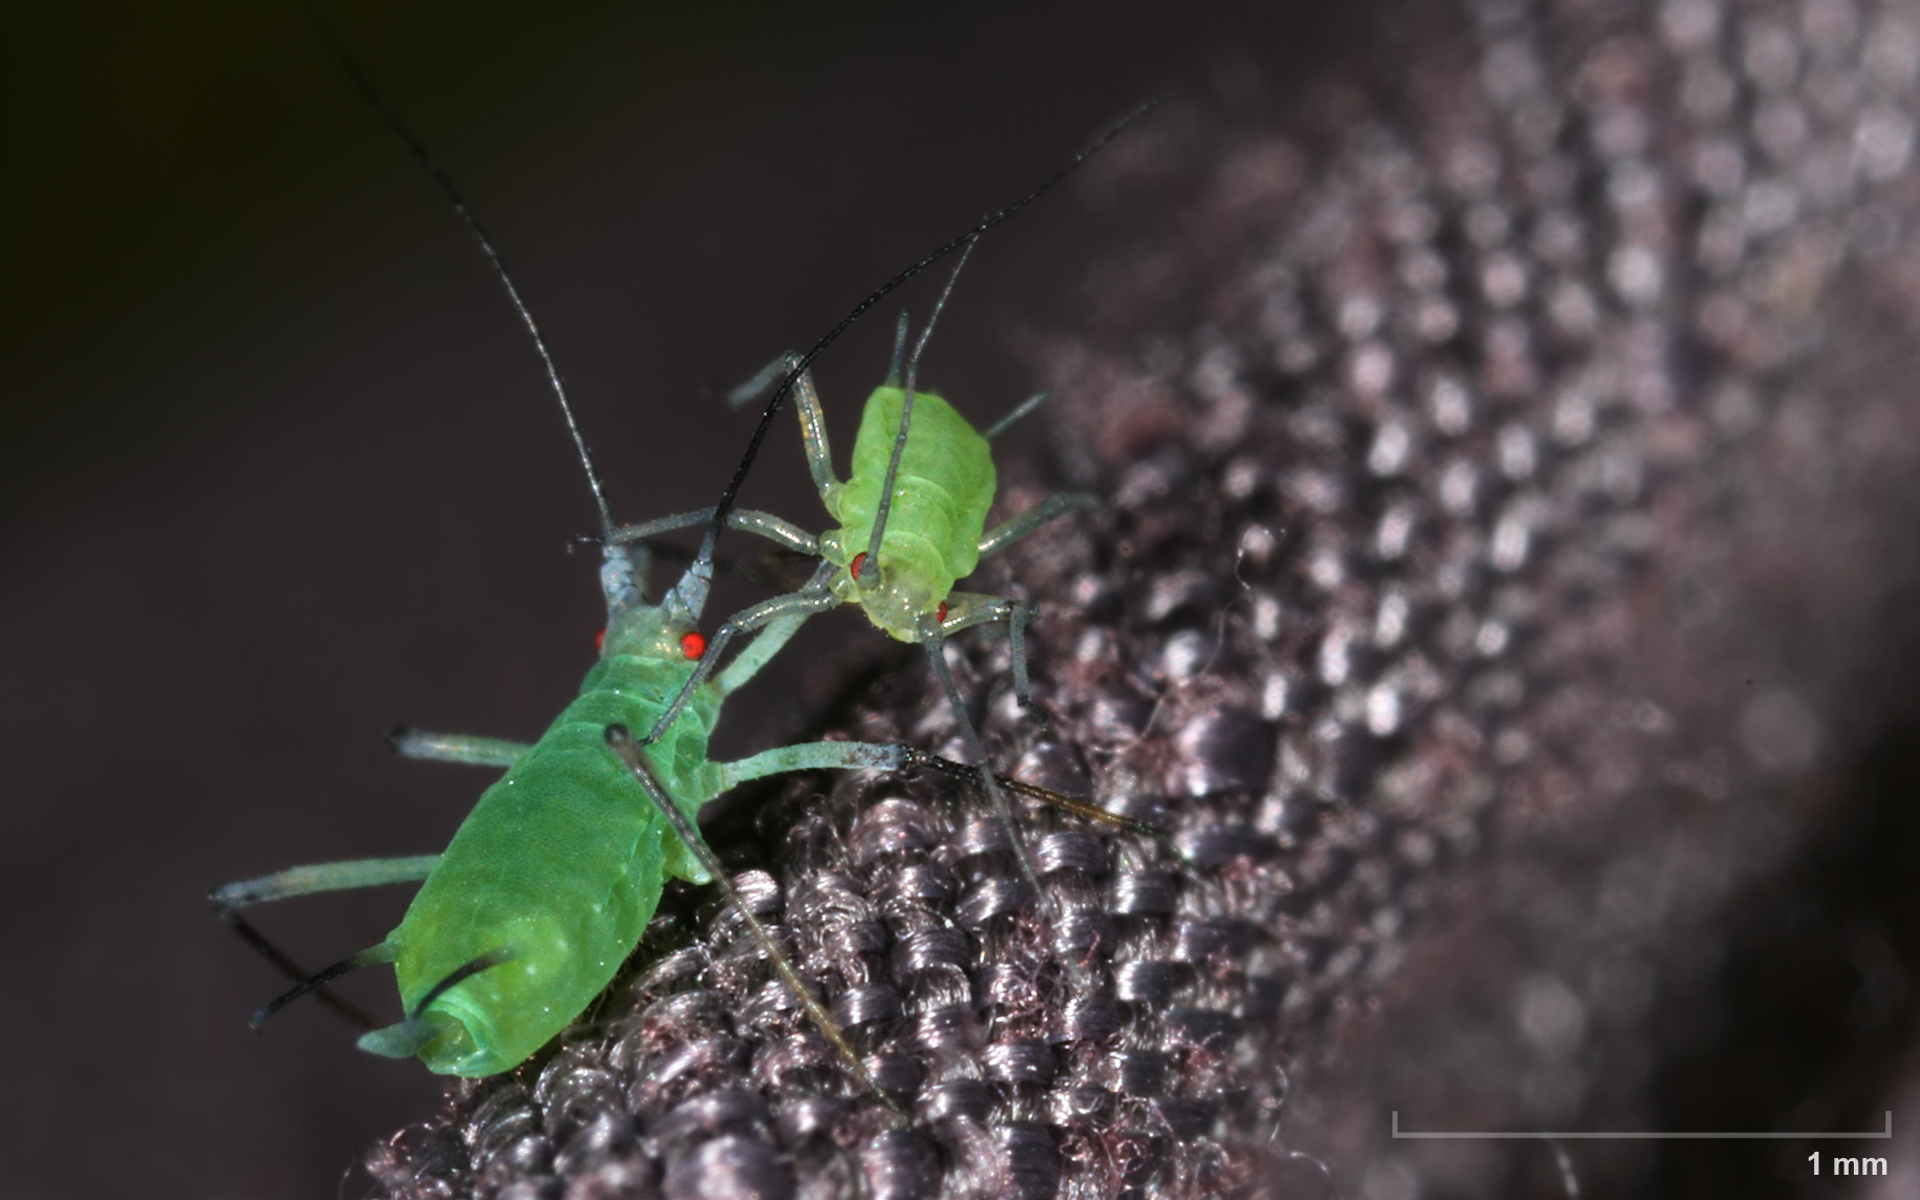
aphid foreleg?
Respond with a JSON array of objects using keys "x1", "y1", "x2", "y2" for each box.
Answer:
[
  {"x1": 709, "y1": 605, "x2": 820, "y2": 700},
  {"x1": 928, "y1": 592, "x2": 1039, "y2": 703},
  {"x1": 605, "y1": 726, "x2": 906, "y2": 1119},
  {"x1": 386, "y1": 729, "x2": 531, "y2": 768},
  {"x1": 640, "y1": 561, "x2": 839, "y2": 743}
]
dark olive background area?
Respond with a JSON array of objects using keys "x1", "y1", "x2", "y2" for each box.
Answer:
[{"x1": 0, "y1": 4, "x2": 1365, "y2": 1196}]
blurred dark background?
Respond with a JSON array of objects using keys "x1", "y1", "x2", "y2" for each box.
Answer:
[{"x1": 0, "y1": 3, "x2": 1364, "y2": 1195}]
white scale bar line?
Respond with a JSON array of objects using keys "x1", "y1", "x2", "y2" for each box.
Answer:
[{"x1": 1392, "y1": 1111, "x2": 1892, "y2": 1140}]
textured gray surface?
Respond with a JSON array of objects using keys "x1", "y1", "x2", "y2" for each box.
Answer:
[{"x1": 364, "y1": 0, "x2": 1920, "y2": 1195}]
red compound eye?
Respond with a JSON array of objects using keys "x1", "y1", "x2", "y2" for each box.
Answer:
[
  {"x1": 850, "y1": 552, "x2": 868, "y2": 580},
  {"x1": 594, "y1": 627, "x2": 606, "y2": 652},
  {"x1": 680, "y1": 632, "x2": 707, "y2": 660},
  {"x1": 936, "y1": 601, "x2": 949, "y2": 623}
]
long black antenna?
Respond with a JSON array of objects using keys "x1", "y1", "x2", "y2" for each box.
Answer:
[
  {"x1": 695, "y1": 97, "x2": 1163, "y2": 569},
  {"x1": 306, "y1": 12, "x2": 616, "y2": 539}
]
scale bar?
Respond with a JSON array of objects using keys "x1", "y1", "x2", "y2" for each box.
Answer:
[{"x1": 1392, "y1": 1111, "x2": 1892, "y2": 1141}]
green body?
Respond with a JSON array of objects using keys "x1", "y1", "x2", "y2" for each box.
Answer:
[
  {"x1": 819, "y1": 386, "x2": 994, "y2": 641},
  {"x1": 382, "y1": 651, "x2": 718, "y2": 1076}
]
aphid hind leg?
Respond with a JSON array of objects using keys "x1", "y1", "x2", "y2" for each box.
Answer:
[
  {"x1": 935, "y1": 592, "x2": 1039, "y2": 703},
  {"x1": 893, "y1": 745, "x2": 1169, "y2": 844},
  {"x1": 251, "y1": 940, "x2": 399, "y2": 1030},
  {"x1": 784, "y1": 360, "x2": 843, "y2": 495},
  {"x1": 606, "y1": 726, "x2": 906, "y2": 1120},
  {"x1": 210, "y1": 856, "x2": 438, "y2": 1030},
  {"x1": 724, "y1": 353, "x2": 839, "y2": 496},
  {"x1": 210, "y1": 856, "x2": 441, "y2": 912},
  {"x1": 717, "y1": 738, "x2": 902, "y2": 787},
  {"x1": 918, "y1": 630, "x2": 1090, "y2": 989},
  {"x1": 388, "y1": 729, "x2": 531, "y2": 768},
  {"x1": 724, "y1": 352, "x2": 798, "y2": 411},
  {"x1": 976, "y1": 491, "x2": 1100, "y2": 560},
  {"x1": 641, "y1": 562, "x2": 839, "y2": 742}
]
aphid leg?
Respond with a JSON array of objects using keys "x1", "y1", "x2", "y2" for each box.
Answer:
[
  {"x1": 210, "y1": 857, "x2": 439, "y2": 1029},
  {"x1": 918, "y1": 630, "x2": 1090, "y2": 989},
  {"x1": 697, "y1": 99, "x2": 1162, "y2": 564},
  {"x1": 717, "y1": 737, "x2": 903, "y2": 786},
  {"x1": 605, "y1": 726, "x2": 907, "y2": 1121},
  {"x1": 979, "y1": 390, "x2": 1050, "y2": 441},
  {"x1": 210, "y1": 856, "x2": 442, "y2": 912},
  {"x1": 893, "y1": 744, "x2": 1170, "y2": 845},
  {"x1": 709, "y1": 608, "x2": 814, "y2": 700},
  {"x1": 214, "y1": 911, "x2": 380, "y2": 1031},
  {"x1": 610, "y1": 506, "x2": 819, "y2": 557},
  {"x1": 640, "y1": 562, "x2": 839, "y2": 743},
  {"x1": 387, "y1": 729, "x2": 530, "y2": 768},
  {"x1": 786, "y1": 364, "x2": 841, "y2": 495},
  {"x1": 935, "y1": 592, "x2": 1038, "y2": 703},
  {"x1": 1009, "y1": 600, "x2": 1032, "y2": 703},
  {"x1": 724, "y1": 352, "x2": 800, "y2": 410},
  {"x1": 882, "y1": 309, "x2": 910, "y2": 386},
  {"x1": 735, "y1": 358, "x2": 847, "y2": 501},
  {"x1": 975, "y1": 492, "x2": 1101, "y2": 560}
]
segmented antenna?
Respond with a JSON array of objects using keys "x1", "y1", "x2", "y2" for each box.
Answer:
[
  {"x1": 699, "y1": 97, "x2": 1164, "y2": 567},
  {"x1": 861, "y1": 235, "x2": 978, "y2": 577},
  {"x1": 307, "y1": 14, "x2": 616, "y2": 540}
]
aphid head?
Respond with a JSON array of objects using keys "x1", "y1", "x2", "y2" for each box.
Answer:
[
  {"x1": 598, "y1": 601, "x2": 688, "y2": 661},
  {"x1": 598, "y1": 580, "x2": 709, "y2": 669},
  {"x1": 827, "y1": 542, "x2": 942, "y2": 644}
]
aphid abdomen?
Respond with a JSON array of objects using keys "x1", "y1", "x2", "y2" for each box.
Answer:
[
  {"x1": 822, "y1": 386, "x2": 995, "y2": 640},
  {"x1": 387, "y1": 654, "x2": 724, "y2": 1076}
]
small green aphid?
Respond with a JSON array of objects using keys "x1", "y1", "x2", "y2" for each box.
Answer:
[
  {"x1": 610, "y1": 102, "x2": 1161, "y2": 962},
  {"x1": 212, "y1": 539, "x2": 918, "y2": 1081},
  {"x1": 621, "y1": 240, "x2": 1099, "y2": 951}
]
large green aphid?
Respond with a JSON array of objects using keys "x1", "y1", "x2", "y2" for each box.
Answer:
[
  {"x1": 603, "y1": 108, "x2": 1164, "y2": 953},
  {"x1": 213, "y1": 533, "x2": 906, "y2": 1080}
]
